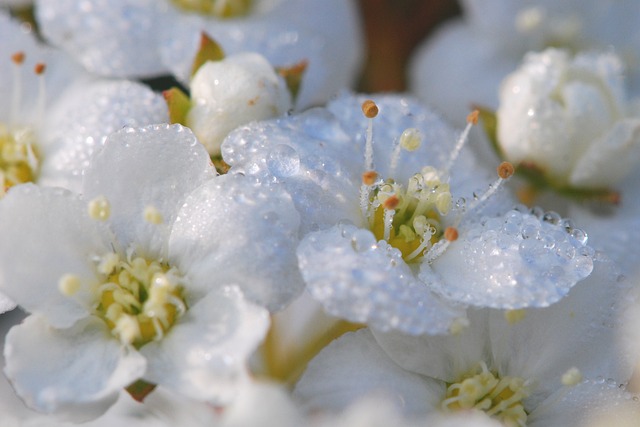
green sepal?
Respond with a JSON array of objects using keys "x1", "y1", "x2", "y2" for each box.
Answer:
[
  {"x1": 191, "y1": 32, "x2": 225, "y2": 78},
  {"x1": 125, "y1": 379, "x2": 156, "y2": 402},
  {"x1": 476, "y1": 105, "x2": 620, "y2": 204},
  {"x1": 275, "y1": 60, "x2": 308, "y2": 105},
  {"x1": 163, "y1": 87, "x2": 191, "y2": 126}
]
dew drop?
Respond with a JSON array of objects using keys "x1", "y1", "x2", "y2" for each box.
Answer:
[{"x1": 267, "y1": 144, "x2": 300, "y2": 178}]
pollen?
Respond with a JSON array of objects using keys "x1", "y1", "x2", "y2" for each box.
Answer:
[
  {"x1": 442, "y1": 362, "x2": 530, "y2": 426},
  {"x1": 561, "y1": 367, "x2": 583, "y2": 386},
  {"x1": 361, "y1": 99, "x2": 379, "y2": 119},
  {"x1": 88, "y1": 196, "x2": 111, "y2": 221},
  {"x1": 58, "y1": 274, "x2": 82, "y2": 296},
  {"x1": 143, "y1": 205, "x2": 163, "y2": 224}
]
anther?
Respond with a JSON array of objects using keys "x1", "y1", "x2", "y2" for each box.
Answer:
[
  {"x1": 444, "y1": 226, "x2": 458, "y2": 242},
  {"x1": 361, "y1": 100, "x2": 378, "y2": 119},
  {"x1": 497, "y1": 161, "x2": 515, "y2": 179},
  {"x1": 362, "y1": 171, "x2": 378, "y2": 186},
  {"x1": 58, "y1": 274, "x2": 81, "y2": 296},
  {"x1": 561, "y1": 367, "x2": 582, "y2": 386},
  {"x1": 143, "y1": 205, "x2": 163, "y2": 224},
  {"x1": 467, "y1": 109, "x2": 479, "y2": 125},
  {"x1": 88, "y1": 196, "x2": 111, "y2": 221},
  {"x1": 34, "y1": 63, "x2": 46, "y2": 75},
  {"x1": 383, "y1": 195, "x2": 400, "y2": 210},
  {"x1": 11, "y1": 51, "x2": 25, "y2": 65}
]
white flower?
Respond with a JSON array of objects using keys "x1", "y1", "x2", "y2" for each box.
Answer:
[
  {"x1": 497, "y1": 48, "x2": 640, "y2": 190},
  {"x1": 34, "y1": 0, "x2": 364, "y2": 109},
  {"x1": 0, "y1": 124, "x2": 302, "y2": 420},
  {"x1": 294, "y1": 256, "x2": 638, "y2": 426},
  {"x1": 410, "y1": 0, "x2": 640, "y2": 126},
  {"x1": 187, "y1": 52, "x2": 292, "y2": 155},
  {"x1": 0, "y1": 12, "x2": 168, "y2": 314},
  {"x1": 222, "y1": 93, "x2": 595, "y2": 335}
]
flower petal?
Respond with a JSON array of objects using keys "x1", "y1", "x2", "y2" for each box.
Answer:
[
  {"x1": 422, "y1": 208, "x2": 595, "y2": 309},
  {"x1": 0, "y1": 185, "x2": 113, "y2": 328},
  {"x1": 82, "y1": 124, "x2": 215, "y2": 257},
  {"x1": 39, "y1": 80, "x2": 169, "y2": 192},
  {"x1": 169, "y1": 174, "x2": 302, "y2": 310},
  {"x1": 294, "y1": 329, "x2": 444, "y2": 416},
  {"x1": 139, "y1": 286, "x2": 269, "y2": 404},
  {"x1": 297, "y1": 224, "x2": 463, "y2": 335},
  {"x1": 4, "y1": 315, "x2": 146, "y2": 421}
]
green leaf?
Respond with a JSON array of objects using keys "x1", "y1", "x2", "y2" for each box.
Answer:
[
  {"x1": 163, "y1": 87, "x2": 191, "y2": 126},
  {"x1": 125, "y1": 379, "x2": 156, "y2": 402},
  {"x1": 191, "y1": 32, "x2": 225, "y2": 78},
  {"x1": 275, "y1": 60, "x2": 308, "y2": 105},
  {"x1": 474, "y1": 105, "x2": 504, "y2": 159}
]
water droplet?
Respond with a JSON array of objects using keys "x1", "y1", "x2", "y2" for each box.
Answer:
[
  {"x1": 351, "y1": 229, "x2": 377, "y2": 253},
  {"x1": 267, "y1": 144, "x2": 300, "y2": 178}
]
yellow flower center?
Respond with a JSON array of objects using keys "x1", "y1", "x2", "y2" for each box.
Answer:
[
  {"x1": 364, "y1": 167, "x2": 452, "y2": 262},
  {"x1": 442, "y1": 362, "x2": 530, "y2": 427},
  {"x1": 0, "y1": 123, "x2": 39, "y2": 194},
  {"x1": 94, "y1": 253, "x2": 187, "y2": 348},
  {"x1": 171, "y1": 0, "x2": 253, "y2": 18}
]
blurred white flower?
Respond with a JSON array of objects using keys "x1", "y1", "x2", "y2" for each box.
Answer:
[
  {"x1": 497, "y1": 48, "x2": 640, "y2": 191},
  {"x1": 0, "y1": 124, "x2": 303, "y2": 420},
  {"x1": 410, "y1": 0, "x2": 640, "y2": 126},
  {"x1": 186, "y1": 52, "x2": 292, "y2": 155},
  {"x1": 222, "y1": 93, "x2": 595, "y2": 335},
  {"x1": 295, "y1": 256, "x2": 638, "y2": 426},
  {"x1": 34, "y1": 0, "x2": 364, "y2": 109}
]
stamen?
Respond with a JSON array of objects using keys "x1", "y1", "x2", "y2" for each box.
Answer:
[
  {"x1": 442, "y1": 109, "x2": 479, "y2": 173},
  {"x1": 444, "y1": 226, "x2": 458, "y2": 242},
  {"x1": 58, "y1": 274, "x2": 82, "y2": 296},
  {"x1": 382, "y1": 207, "x2": 395, "y2": 242},
  {"x1": 143, "y1": 205, "x2": 163, "y2": 224},
  {"x1": 361, "y1": 100, "x2": 378, "y2": 171},
  {"x1": 389, "y1": 127, "x2": 422, "y2": 178},
  {"x1": 465, "y1": 162, "x2": 514, "y2": 214},
  {"x1": 34, "y1": 62, "x2": 46, "y2": 126},
  {"x1": 362, "y1": 171, "x2": 378, "y2": 186},
  {"x1": 10, "y1": 52, "x2": 25, "y2": 128}
]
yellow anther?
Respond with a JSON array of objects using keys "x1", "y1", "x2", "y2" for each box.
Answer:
[
  {"x1": 497, "y1": 161, "x2": 515, "y2": 179},
  {"x1": 362, "y1": 170, "x2": 378, "y2": 186},
  {"x1": 399, "y1": 128, "x2": 422, "y2": 151},
  {"x1": 113, "y1": 314, "x2": 141, "y2": 345},
  {"x1": 98, "y1": 253, "x2": 119, "y2": 275},
  {"x1": 143, "y1": 205, "x2": 163, "y2": 224},
  {"x1": 444, "y1": 226, "x2": 459, "y2": 242},
  {"x1": 88, "y1": 196, "x2": 111, "y2": 221},
  {"x1": 561, "y1": 367, "x2": 583, "y2": 386},
  {"x1": 436, "y1": 191, "x2": 452, "y2": 215},
  {"x1": 58, "y1": 274, "x2": 81, "y2": 296},
  {"x1": 467, "y1": 110, "x2": 480, "y2": 125}
]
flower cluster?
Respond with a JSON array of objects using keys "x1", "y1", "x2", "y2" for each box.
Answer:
[{"x1": 1, "y1": 2, "x2": 640, "y2": 427}]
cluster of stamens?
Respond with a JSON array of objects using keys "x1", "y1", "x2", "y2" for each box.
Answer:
[
  {"x1": 171, "y1": 0, "x2": 253, "y2": 17},
  {"x1": 441, "y1": 362, "x2": 530, "y2": 427},
  {"x1": 1, "y1": 52, "x2": 45, "y2": 194},
  {"x1": 358, "y1": 100, "x2": 513, "y2": 264}
]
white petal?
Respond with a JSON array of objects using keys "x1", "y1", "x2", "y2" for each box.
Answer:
[
  {"x1": 297, "y1": 224, "x2": 463, "y2": 335},
  {"x1": 221, "y1": 108, "x2": 362, "y2": 234},
  {"x1": 570, "y1": 119, "x2": 640, "y2": 187},
  {"x1": 294, "y1": 329, "x2": 444, "y2": 416},
  {"x1": 422, "y1": 208, "x2": 595, "y2": 309},
  {"x1": 4, "y1": 315, "x2": 146, "y2": 421},
  {"x1": 409, "y1": 20, "x2": 518, "y2": 127},
  {"x1": 169, "y1": 174, "x2": 302, "y2": 310},
  {"x1": 222, "y1": 381, "x2": 303, "y2": 427},
  {"x1": 488, "y1": 257, "x2": 635, "y2": 406},
  {"x1": 82, "y1": 124, "x2": 215, "y2": 257},
  {"x1": 140, "y1": 286, "x2": 269, "y2": 404},
  {"x1": 35, "y1": 0, "x2": 168, "y2": 77},
  {"x1": 528, "y1": 379, "x2": 639, "y2": 427},
  {"x1": 0, "y1": 292, "x2": 16, "y2": 314},
  {"x1": 38, "y1": 80, "x2": 169, "y2": 192},
  {"x1": 0, "y1": 185, "x2": 113, "y2": 328},
  {"x1": 371, "y1": 310, "x2": 490, "y2": 383}
]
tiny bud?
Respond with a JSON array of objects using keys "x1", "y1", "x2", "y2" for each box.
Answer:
[
  {"x1": 444, "y1": 226, "x2": 458, "y2": 241},
  {"x1": 34, "y1": 62, "x2": 46, "y2": 75},
  {"x1": 362, "y1": 170, "x2": 378, "y2": 186},
  {"x1": 497, "y1": 161, "x2": 515, "y2": 179},
  {"x1": 361, "y1": 100, "x2": 378, "y2": 119},
  {"x1": 383, "y1": 195, "x2": 400, "y2": 210},
  {"x1": 467, "y1": 110, "x2": 479, "y2": 125},
  {"x1": 11, "y1": 51, "x2": 25, "y2": 65}
]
